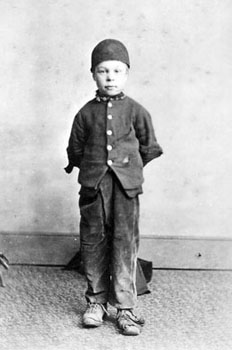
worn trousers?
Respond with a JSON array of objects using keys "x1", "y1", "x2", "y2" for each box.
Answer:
[{"x1": 79, "y1": 171, "x2": 140, "y2": 309}]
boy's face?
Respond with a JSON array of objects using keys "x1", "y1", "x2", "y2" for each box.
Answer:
[{"x1": 93, "y1": 60, "x2": 129, "y2": 96}]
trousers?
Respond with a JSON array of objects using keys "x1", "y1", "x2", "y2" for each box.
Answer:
[{"x1": 79, "y1": 171, "x2": 140, "y2": 309}]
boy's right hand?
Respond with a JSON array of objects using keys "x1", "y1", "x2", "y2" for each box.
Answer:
[{"x1": 64, "y1": 163, "x2": 74, "y2": 174}]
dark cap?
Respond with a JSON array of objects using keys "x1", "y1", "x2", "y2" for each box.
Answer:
[{"x1": 91, "y1": 39, "x2": 130, "y2": 72}]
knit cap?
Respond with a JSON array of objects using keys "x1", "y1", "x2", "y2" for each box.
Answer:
[{"x1": 91, "y1": 39, "x2": 130, "y2": 72}]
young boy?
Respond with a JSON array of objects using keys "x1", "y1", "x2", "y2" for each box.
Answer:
[{"x1": 65, "y1": 39, "x2": 163, "y2": 335}]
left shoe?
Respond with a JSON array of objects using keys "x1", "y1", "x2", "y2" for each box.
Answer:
[{"x1": 117, "y1": 309, "x2": 145, "y2": 336}]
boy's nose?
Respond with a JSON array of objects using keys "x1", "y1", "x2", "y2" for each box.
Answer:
[{"x1": 106, "y1": 73, "x2": 114, "y2": 81}]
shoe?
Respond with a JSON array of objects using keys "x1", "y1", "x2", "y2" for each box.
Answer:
[
  {"x1": 117, "y1": 309, "x2": 145, "y2": 336},
  {"x1": 83, "y1": 303, "x2": 108, "y2": 327}
]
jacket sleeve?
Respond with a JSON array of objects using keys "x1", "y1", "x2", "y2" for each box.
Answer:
[
  {"x1": 134, "y1": 106, "x2": 163, "y2": 166},
  {"x1": 65, "y1": 111, "x2": 86, "y2": 173}
]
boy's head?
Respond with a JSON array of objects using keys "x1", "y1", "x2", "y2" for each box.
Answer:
[
  {"x1": 91, "y1": 39, "x2": 130, "y2": 96},
  {"x1": 91, "y1": 39, "x2": 130, "y2": 72}
]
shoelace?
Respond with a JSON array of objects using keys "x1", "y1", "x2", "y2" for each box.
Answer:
[
  {"x1": 117, "y1": 310, "x2": 144, "y2": 325},
  {"x1": 87, "y1": 303, "x2": 109, "y2": 316}
]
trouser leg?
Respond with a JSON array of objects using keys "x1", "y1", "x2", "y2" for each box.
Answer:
[
  {"x1": 108, "y1": 178, "x2": 140, "y2": 309},
  {"x1": 79, "y1": 185, "x2": 112, "y2": 304}
]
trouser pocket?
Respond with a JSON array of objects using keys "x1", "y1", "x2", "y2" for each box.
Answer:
[{"x1": 79, "y1": 186, "x2": 104, "y2": 240}]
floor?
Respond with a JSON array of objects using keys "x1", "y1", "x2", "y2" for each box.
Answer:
[{"x1": 1, "y1": 266, "x2": 232, "y2": 350}]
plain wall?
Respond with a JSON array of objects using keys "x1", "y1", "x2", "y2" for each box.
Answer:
[{"x1": 1, "y1": 0, "x2": 232, "y2": 238}]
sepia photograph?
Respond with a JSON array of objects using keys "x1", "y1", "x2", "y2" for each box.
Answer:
[{"x1": 0, "y1": 1, "x2": 232, "y2": 349}]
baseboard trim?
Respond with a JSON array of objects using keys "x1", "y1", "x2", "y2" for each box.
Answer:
[{"x1": 1, "y1": 232, "x2": 232, "y2": 269}]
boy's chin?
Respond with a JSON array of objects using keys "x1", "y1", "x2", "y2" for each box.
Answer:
[{"x1": 102, "y1": 90, "x2": 122, "y2": 97}]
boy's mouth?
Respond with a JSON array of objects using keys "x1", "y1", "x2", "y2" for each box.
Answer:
[{"x1": 105, "y1": 86, "x2": 117, "y2": 90}]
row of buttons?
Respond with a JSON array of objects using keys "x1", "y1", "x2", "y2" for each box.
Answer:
[{"x1": 107, "y1": 103, "x2": 113, "y2": 166}]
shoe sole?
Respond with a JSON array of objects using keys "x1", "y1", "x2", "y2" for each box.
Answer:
[
  {"x1": 83, "y1": 318, "x2": 103, "y2": 327},
  {"x1": 121, "y1": 328, "x2": 141, "y2": 336},
  {"x1": 119, "y1": 324, "x2": 142, "y2": 336}
]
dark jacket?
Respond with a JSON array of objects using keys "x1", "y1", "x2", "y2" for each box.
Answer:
[{"x1": 66, "y1": 95, "x2": 163, "y2": 190}]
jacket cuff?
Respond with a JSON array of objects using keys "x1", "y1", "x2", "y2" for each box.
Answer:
[{"x1": 142, "y1": 146, "x2": 163, "y2": 166}]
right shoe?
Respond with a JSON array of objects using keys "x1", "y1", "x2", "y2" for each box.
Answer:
[{"x1": 82, "y1": 303, "x2": 108, "y2": 327}]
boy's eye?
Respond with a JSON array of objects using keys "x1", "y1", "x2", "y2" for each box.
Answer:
[
  {"x1": 115, "y1": 69, "x2": 122, "y2": 73},
  {"x1": 96, "y1": 67, "x2": 106, "y2": 73}
]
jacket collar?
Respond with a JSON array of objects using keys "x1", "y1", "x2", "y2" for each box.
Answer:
[{"x1": 95, "y1": 90, "x2": 125, "y2": 102}]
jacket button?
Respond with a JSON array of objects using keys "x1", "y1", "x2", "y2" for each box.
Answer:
[
  {"x1": 107, "y1": 145, "x2": 112, "y2": 151},
  {"x1": 107, "y1": 130, "x2": 112, "y2": 135},
  {"x1": 108, "y1": 102, "x2": 113, "y2": 108},
  {"x1": 107, "y1": 160, "x2": 113, "y2": 166},
  {"x1": 107, "y1": 114, "x2": 113, "y2": 120}
]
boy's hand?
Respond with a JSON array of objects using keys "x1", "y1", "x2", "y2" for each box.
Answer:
[{"x1": 64, "y1": 163, "x2": 74, "y2": 174}]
